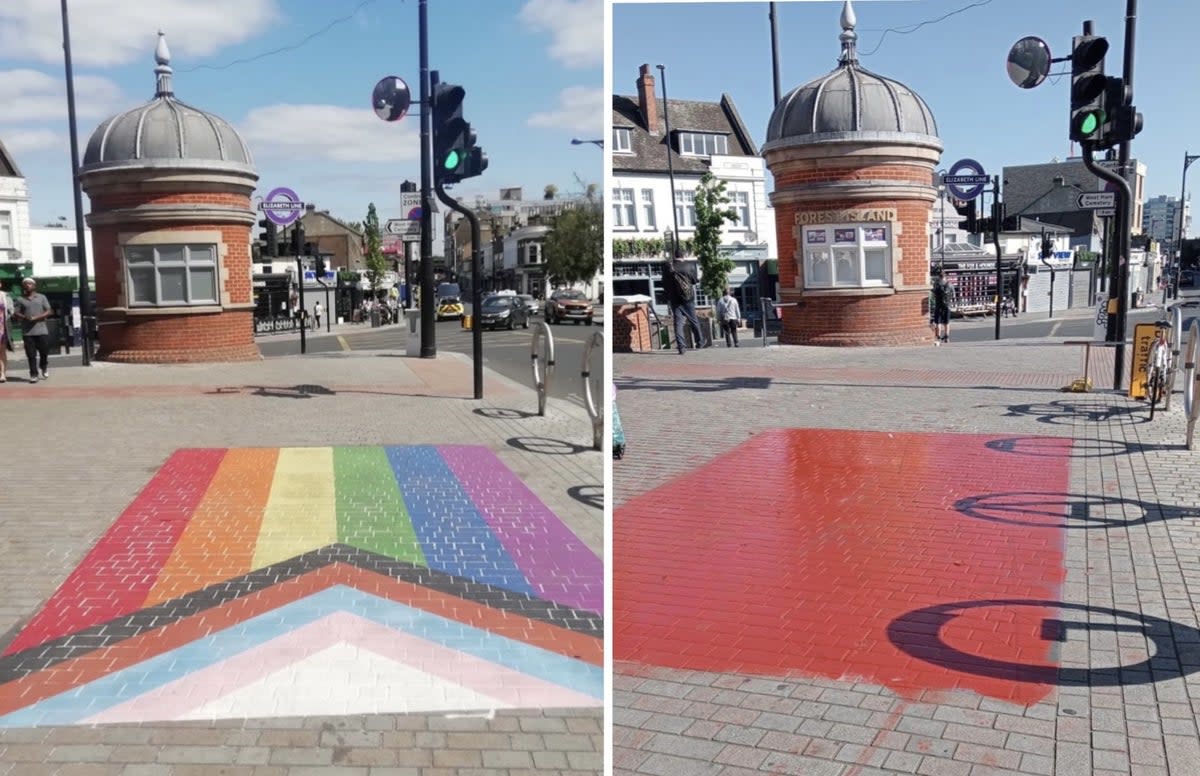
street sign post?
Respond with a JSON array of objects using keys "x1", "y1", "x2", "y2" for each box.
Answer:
[
  {"x1": 1078, "y1": 192, "x2": 1117, "y2": 209},
  {"x1": 945, "y1": 159, "x2": 988, "y2": 200},
  {"x1": 261, "y1": 187, "x2": 304, "y2": 227}
]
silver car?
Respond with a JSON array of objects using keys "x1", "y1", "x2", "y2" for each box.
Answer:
[{"x1": 517, "y1": 294, "x2": 540, "y2": 316}]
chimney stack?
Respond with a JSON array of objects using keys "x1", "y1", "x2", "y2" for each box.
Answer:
[{"x1": 637, "y1": 64, "x2": 658, "y2": 134}]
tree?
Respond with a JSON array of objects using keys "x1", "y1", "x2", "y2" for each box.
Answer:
[
  {"x1": 543, "y1": 184, "x2": 558, "y2": 200},
  {"x1": 363, "y1": 203, "x2": 388, "y2": 296},
  {"x1": 692, "y1": 171, "x2": 739, "y2": 301},
  {"x1": 543, "y1": 199, "x2": 602, "y2": 287}
]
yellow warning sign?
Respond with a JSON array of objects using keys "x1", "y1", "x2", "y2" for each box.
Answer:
[{"x1": 1129, "y1": 323, "x2": 1158, "y2": 400}]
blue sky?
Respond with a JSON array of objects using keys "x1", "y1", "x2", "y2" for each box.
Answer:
[
  {"x1": 613, "y1": 0, "x2": 1200, "y2": 237},
  {"x1": 1, "y1": 0, "x2": 602, "y2": 228}
]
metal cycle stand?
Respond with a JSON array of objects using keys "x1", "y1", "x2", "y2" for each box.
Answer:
[
  {"x1": 530, "y1": 321, "x2": 555, "y2": 417},
  {"x1": 582, "y1": 330, "x2": 604, "y2": 451},
  {"x1": 1184, "y1": 320, "x2": 1200, "y2": 450},
  {"x1": 1165, "y1": 305, "x2": 1183, "y2": 412}
]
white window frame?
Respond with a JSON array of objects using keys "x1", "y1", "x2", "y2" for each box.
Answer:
[
  {"x1": 52, "y1": 245, "x2": 79, "y2": 265},
  {"x1": 124, "y1": 243, "x2": 219, "y2": 307},
  {"x1": 674, "y1": 190, "x2": 697, "y2": 229},
  {"x1": 613, "y1": 127, "x2": 632, "y2": 153},
  {"x1": 611, "y1": 188, "x2": 637, "y2": 229},
  {"x1": 0, "y1": 211, "x2": 11, "y2": 249},
  {"x1": 728, "y1": 191, "x2": 751, "y2": 231},
  {"x1": 677, "y1": 132, "x2": 728, "y2": 157},
  {"x1": 802, "y1": 223, "x2": 892, "y2": 289},
  {"x1": 640, "y1": 189, "x2": 656, "y2": 231}
]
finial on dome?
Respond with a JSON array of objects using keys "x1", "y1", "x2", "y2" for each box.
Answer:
[
  {"x1": 838, "y1": 0, "x2": 858, "y2": 65},
  {"x1": 154, "y1": 31, "x2": 174, "y2": 97}
]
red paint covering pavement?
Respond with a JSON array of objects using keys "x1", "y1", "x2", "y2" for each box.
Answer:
[{"x1": 614, "y1": 429, "x2": 1071, "y2": 705}]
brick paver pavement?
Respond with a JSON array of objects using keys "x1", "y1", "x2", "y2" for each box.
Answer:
[
  {"x1": 614, "y1": 337, "x2": 1200, "y2": 776},
  {"x1": 0, "y1": 349, "x2": 602, "y2": 775}
]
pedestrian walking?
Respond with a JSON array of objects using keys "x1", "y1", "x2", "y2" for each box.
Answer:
[
  {"x1": 716, "y1": 288, "x2": 741, "y2": 347},
  {"x1": 930, "y1": 268, "x2": 952, "y2": 345},
  {"x1": 313, "y1": 301, "x2": 323, "y2": 330},
  {"x1": 0, "y1": 288, "x2": 11, "y2": 383},
  {"x1": 662, "y1": 258, "x2": 704, "y2": 354},
  {"x1": 12, "y1": 278, "x2": 53, "y2": 382}
]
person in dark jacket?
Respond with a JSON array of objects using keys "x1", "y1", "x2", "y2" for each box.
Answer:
[
  {"x1": 930, "y1": 268, "x2": 952, "y2": 345},
  {"x1": 662, "y1": 259, "x2": 705, "y2": 354}
]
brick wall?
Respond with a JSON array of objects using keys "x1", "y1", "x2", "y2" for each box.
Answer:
[
  {"x1": 88, "y1": 189, "x2": 259, "y2": 363},
  {"x1": 612, "y1": 304, "x2": 652, "y2": 353},
  {"x1": 769, "y1": 154, "x2": 938, "y2": 346}
]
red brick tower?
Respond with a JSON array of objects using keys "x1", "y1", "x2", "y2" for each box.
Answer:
[
  {"x1": 79, "y1": 33, "x2": 261, "y2": 363},
  {"x1": 762, "y1": 1, "x2": 943, "y2": 346}
]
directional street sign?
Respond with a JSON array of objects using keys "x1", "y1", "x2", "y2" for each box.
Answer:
[
  {"x1": 1078, "y1": 192, "x2": 1116, "y2": 209},
  {"x1": 1095, "y1": 208, "x2": 1116, "y2": 218},
  {"x1": 385, "y1": 219, "x2": 420, "y2": 237},
  {"x1": 261, "y1": 187, "x2": 304, "y2": 227},
  {"x1": 945, "y1": 158, "x2": 988, "y2": 200}
]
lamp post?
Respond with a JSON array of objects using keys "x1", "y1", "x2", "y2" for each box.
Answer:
[
  {"x1": 570, "y1": 138, "x2": 604, "y2": 148},
  {"x1": 1174, "y1": 151, "x2": 1199, "y2": 301},
  {"x1": 60, "y1": 0, "x2": 92, "y2": 365},
  {"x1": 657, "y1": 64, "x2": 681, "y2": 259}
]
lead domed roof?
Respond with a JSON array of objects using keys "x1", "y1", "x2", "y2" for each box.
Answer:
[
  {"x1": 765, "y1": 1, "x2": 940, "y2": 149},
  {"x1": 82, "y1": 33, "x2": 253, "y2": 172}
]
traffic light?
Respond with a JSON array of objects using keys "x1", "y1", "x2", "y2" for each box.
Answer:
[
  {"x1": 1041, "y1": 236, "x2": 1054, "y2": 259},
  {"x1": 258, "y1": 218, "x2": 278, "y2": 257},
  {"x1": 1069, "y1": 34, "x2": 1109, "y2": 143},
  {"x1": 431, "y1": 80, "x2": 488, "y2": 184},
  {"x1": 311, "y1": 247, "x2": 326, "y2": 279},
  {"x1": 1102, "y1": 77, "x2": 1143, "y2": 146},
  {"x1": 290, "y1": 224, "x2": 305, "y2": 257},
  {"x1": 952, "y1": 198, "x2": 978, "y2": 233}
]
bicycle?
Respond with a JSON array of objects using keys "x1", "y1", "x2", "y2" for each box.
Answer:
[{"x1": 1146, "y1": 323, "x2": 1172, "y2": 420}]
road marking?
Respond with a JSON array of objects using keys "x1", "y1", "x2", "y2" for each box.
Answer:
[
  {"x1": 1050, "y1": 320, "x2": 1064, "y2": 337},
  {"x1": 337, "y1": 336, "x2": 351, "y2": 351}
]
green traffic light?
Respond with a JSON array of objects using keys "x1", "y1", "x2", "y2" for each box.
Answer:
[
  {"x1": 1080, "y1": 112, "x2": 1099, "y2": 135},
  {"x1": 443, "y1": 150, "x2": 461, "y2": 170}
]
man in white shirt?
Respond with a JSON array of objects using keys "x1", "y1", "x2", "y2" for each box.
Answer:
[{"x1": 716, "y1": 288, "x2": 741, "y2": 347}]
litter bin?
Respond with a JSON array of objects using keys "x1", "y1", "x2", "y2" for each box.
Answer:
[
  {"x1": 370, "y1": 308, "x2": 381, "y2": 328},
  {"x1": 405, "y1": 309, "x2": 421, "y2": 357}
]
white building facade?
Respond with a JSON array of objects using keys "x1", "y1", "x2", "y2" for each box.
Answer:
[
  {"x1": 0, "y1": 140, "x2": 33, "y2": 273},
  {"x1": 611, "y1": 65, "x2": 777, "y2": 315}
]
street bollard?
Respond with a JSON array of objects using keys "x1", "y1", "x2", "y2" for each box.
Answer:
[
  {"x1": 530, "y1": 321, "x2": 555, "y2": 417},
  {"x1": 582, "y1": 330, "x2": 604, "y2": 451},
  {"x1": 1184, "y1": 320, "x2": 1199, "y2": 450},
  {"x1": 405, "y1": 309, "x2": 421, "y2": 357}
]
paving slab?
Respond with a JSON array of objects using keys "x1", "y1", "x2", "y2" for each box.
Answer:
[
  {"x1": 614, "y1": 337, "x2": 1200, "y2": 775},
  {"x1": 0, "y1": 349, "x2": 602, "y2": 774}
]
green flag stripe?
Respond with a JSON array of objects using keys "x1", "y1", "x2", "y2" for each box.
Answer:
[{"x1": 334, "y1": 446, "x2": 426, "y2": 565}]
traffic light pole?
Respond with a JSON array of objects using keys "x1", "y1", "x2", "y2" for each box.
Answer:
[
  {"x1": 418, "y1": 0, "x2": 436, "y2": 358},
  {"x1": 295, "y1": 254, "x2": 307, "y2": 355},
  {"x1": 434, "y1": 182, "x2": 483, "y2": 400},
  {"x1": 61, "y1": 0, "x2": 92, "y2": 366},
  {"x1": 990, "y1": 177, "x2": 1003, "y2": 341},
  {"x1": 1081, "y1": 143, "x2": 1132, "y2": 390}
]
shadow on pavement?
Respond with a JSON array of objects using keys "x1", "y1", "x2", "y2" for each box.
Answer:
[
  {"x1": 567, "y1": 485, "x2": 604, "y2": 511},
  {"x1": 998, "y1": 399, "x2": 1149, "y2": 426},
  {"x1": 506, "y1": 436, "x2": 592, "y2": 455},
  {"x1": 207, "y1": 385, "x2": 463, "y2": 401},
  {"x1": 616, "y1": 376, "x2": 773, "y2": 393},
  {"x1": 474, "y1": 407, "x2": 540, "y2": 420},
  {"x1": 953, "y1": 491, "x2": 1200, "y2": 530},
  {"x1": 984, "y1": 436, "x2": 1178, "y2": 458},
  {"x1": 888, "y1": 599, "x2": 1200, "y2": 687}
]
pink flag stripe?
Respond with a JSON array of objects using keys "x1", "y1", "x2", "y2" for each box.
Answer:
[{"x1": 437, "y1": 445, "x2": 602, "y2": 615}]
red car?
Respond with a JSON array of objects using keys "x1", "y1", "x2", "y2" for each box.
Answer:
[{"x1": 545, "y1": 289, "x2": 594, "y2": 326}]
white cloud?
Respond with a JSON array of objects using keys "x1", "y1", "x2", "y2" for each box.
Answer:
[
  {"x1": 0, "y1": 0, "x2": 278, "y2": 67},
  {"x1": 3, "y1": 128, "x2": 61, "y2": 154},
  {"x1": 519, "y1": 0, "x2": 601, "y2": 68},
  {"x1": 0, "y1": 69, "x2": 125, "y2": 124},
  {"x1": 527, "y1": 86, "x2": 603, "y2": 134},
  {"x1": 239, "y1": 104, "x2": 419, "y2": 164}
]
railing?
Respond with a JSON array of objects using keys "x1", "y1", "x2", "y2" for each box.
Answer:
[
  {"x1": 530, "y1": 321, "x2": 555, "y2": 417},
  {"x1": 759, "y1": 298, "x2": 798, "y2": 347},
  {"x1": 582, "y1": 330, "x2": 604, "y2": 451}
]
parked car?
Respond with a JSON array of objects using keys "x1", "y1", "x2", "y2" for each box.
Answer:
[
  {"x1": 517, "y1": 294, "x2": 540, "y2": 317},
  {"x1": 545, "y1": 288, "x2": 594, "y2": 325},
  {"x1": 478, "y1": 294, "x2": 529, "y2": 330},
  {"x1": 436, "y1": 296, "x2": 464, "y2": 321}
]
